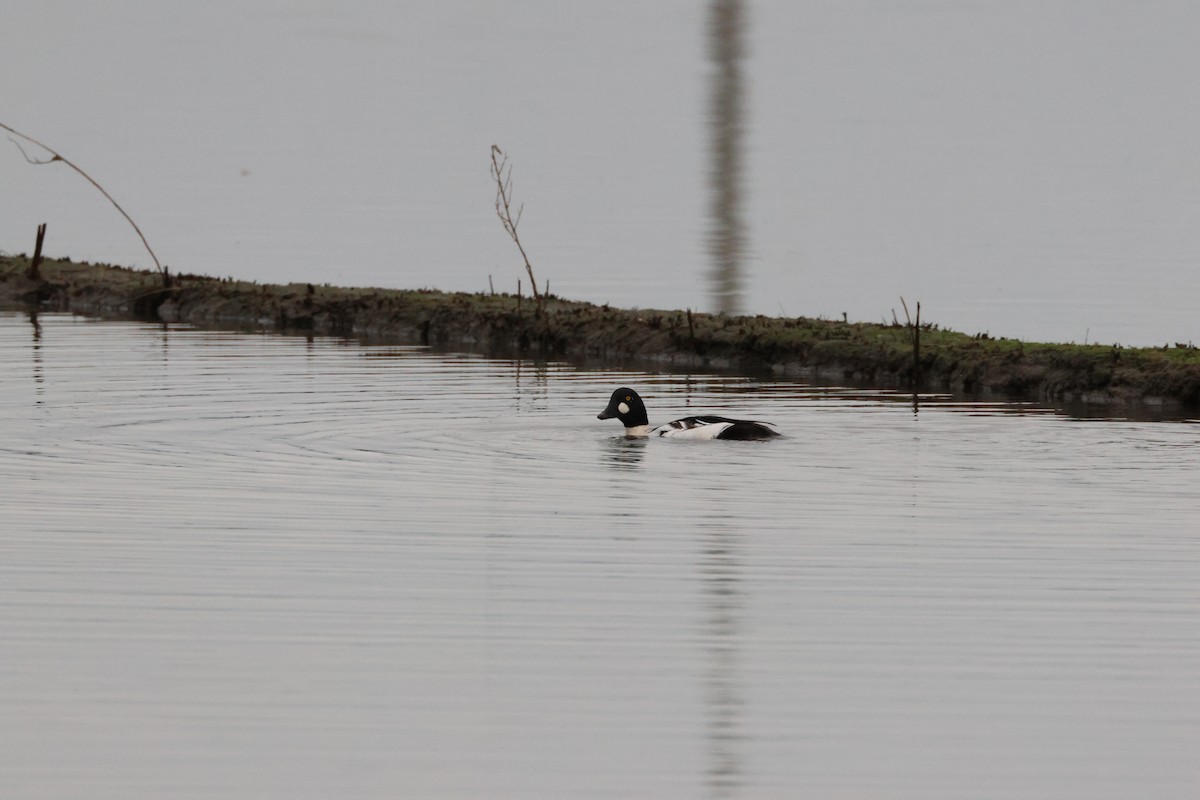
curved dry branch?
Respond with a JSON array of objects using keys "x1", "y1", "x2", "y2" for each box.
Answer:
[{"x1": 2, "y1": 121, "x2": 163, "y2": 274}]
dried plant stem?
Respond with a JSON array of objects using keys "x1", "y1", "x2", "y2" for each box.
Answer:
[
  {"x1": 2, "y1": 121, "x2": 163, "y2": 274},
  {"x1": 900, "y1": 296, "x2": 922, "y2": 388},
  {"x1": 490, "y1": 145, "x2": 540, "y2": 308}
]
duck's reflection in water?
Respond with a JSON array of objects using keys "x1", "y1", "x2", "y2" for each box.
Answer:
[{"x1": 600, "y1": 435, "x2": 648, "y2": 470}]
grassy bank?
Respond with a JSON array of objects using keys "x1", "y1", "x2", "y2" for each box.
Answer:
[{"x1": 3, "y1": 253, "x2": 1199, "y2": 410}]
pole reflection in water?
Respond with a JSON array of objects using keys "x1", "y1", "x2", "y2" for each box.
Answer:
[
  {"x1": 708, "y1": 0, "x2": 747, "y2": 315},
  {"x1": 28, "y1": 310, "x2": 44, "y2": 406},
  {"x1": 699, "y1": 519, "x2": 744, "y2": 798}
]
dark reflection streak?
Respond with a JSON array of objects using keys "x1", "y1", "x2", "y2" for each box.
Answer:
[
  {"x1": 159, "y1": 321, "x2": 171, "y2": 364},
  {"x1": 708, "y1": 0, "x2": 747, "y2": 315},
  {"x1": 700, "y1": 522, "x2": 743, "y2": 798},
  {"x1": 28, "y1": 310, "x2": 44, "y2": 406},
  {"x1": 512, "y1": 358, "x2": 550, "y2": 413}
]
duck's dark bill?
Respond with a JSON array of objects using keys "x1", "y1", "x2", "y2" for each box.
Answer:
[{"x1": 597, "y1": 407, "x2": 615, "y2": 420}]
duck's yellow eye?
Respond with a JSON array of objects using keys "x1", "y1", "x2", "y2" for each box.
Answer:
[{"x1": 625, "y1": 395, "x2": 631, "y2": 401}]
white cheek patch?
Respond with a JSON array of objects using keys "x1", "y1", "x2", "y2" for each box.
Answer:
[{"x1": 617, "y1": 401, "x2": 630, "y2": 415}]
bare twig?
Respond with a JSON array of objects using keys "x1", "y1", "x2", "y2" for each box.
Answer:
[
  {"x1": 2, "y1": 121, "x2": 163, "y2": 274},
  {"x1": 900, "y1": 296, "x2": 921, "y2": 390},
  {"x1": 490, "y1": 145, "x2": 540, "y2": 308}
]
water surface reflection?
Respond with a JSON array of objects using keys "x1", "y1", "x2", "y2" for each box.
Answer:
[{"x1": 2, "y1": 313, "x2": 1197, "y2": 799}]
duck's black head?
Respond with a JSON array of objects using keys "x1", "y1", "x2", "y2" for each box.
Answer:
[{"x1": 597, "y1": 387, "x2": 649, "y2": 428}]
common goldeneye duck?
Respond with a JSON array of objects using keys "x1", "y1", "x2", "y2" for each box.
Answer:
[{"x1": 597, "y1": 387, "x2": 781, "y2": 440}]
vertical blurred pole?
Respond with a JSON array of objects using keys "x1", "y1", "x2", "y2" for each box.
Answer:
[
  {"x1": 708, "y1": 0, "x2": 746, "y2": 315},
  {"x1": 702, "y1": 0, "x2": 750, "y2": 744}
]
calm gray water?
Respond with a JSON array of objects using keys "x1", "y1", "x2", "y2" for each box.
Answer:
[
  {"x1": 3, "y1": 2, "x2": 1200, "y2": 345},
  {"x1": 1, "y1": 312, "x2": 1197, "y2": 799}
]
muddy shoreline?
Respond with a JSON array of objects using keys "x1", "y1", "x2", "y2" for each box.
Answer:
[{"x1": 3, "y1": 253, "x2": 1199, "y2": 411}]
